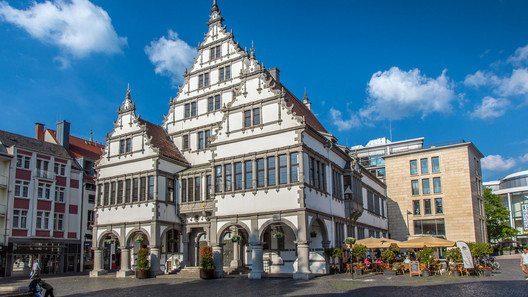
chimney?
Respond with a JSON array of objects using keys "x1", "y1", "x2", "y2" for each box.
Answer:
[
  {"x1": 35, "y1": 123, "x2": 45, "y2": 140},
  {"x1": 56, "y1": 120, "x2": 70, "y2": 149},
  {"x1": 268, "y1": 68, "x2": 280, "y2": 83}
]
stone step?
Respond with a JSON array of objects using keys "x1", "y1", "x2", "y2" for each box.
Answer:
[{"x1": 164, "y1": 267, "x2": 201, "y2": 279}]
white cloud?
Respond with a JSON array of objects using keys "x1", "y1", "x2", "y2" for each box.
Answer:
[
  {"x1": 498, "y1": 68, "x2": 528, "y2": 97},
  {"x1": 470, "y1": 96, "x2": 510, "y2": 120},
  {"x1": 481, "y1": 155, "x2": 516, "y2": 172},
  {"x1": 519, "y1": 153, "x2": 528, "y2": 163},
  {"x1": 464, "y1": 70, "x2": 499, "y2": 88},
  {"x1": 360, "y1": 67, "x2": 456, "y2": 121},
  {"x1": 0, "y1": 0, "x2": 126, "y2": 60},
  {"x1": 507, "y1": 44, "x2": 528, "y2": 66},
  {"x1": 329, "y1": 108, "x2": 360, "y2": 131},
  {"x1": 145, "y1": 30, "x2": 197, "y2": 86}
]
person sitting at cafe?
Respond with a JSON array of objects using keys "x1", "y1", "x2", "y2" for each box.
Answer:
[
  {"x1": 404, "y1": 256, "x2": 411, "y2": 263},
  {"x1": 448, "y1": 258, "x2": 456, "y2": 270}
]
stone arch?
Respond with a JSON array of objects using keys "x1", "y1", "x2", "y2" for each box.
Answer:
[
  {"x1": 125, "y1": 227, "x2": 152, "y2": 246},
  {"x1": 159, "y1": 225, "x2": 183, "y2": 242},
  {"x1": 308, "y1": 217, "x2": 329, "y2": 242},
  {"x1": 217, "y1": 221, "x2": 251, "y2": 244},
  {"x1": 258, "y1": 218, "x2": 298, "y2": 242},
  {"x1": 96, "y1": 229, "x2": 121, "y2": 248}
]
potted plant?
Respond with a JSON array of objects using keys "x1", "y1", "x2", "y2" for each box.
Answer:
[
  {"x1": 135, "y1": 247, "x2": 150, "y2": 279},
  {"x1": 136, "y1": 235, "x2": 144, "y2": 243},
  {"x1": 383, "y1": 265, "x2": 397, "y2": 276},
  {"x1": 421, "y1": 266, "x2": 431, "y2": 277},
  {"x1": 417, "y1": 247, "x2": 434, "y2": 274},
  {"x1": 352, "y1": 244, "x2": 368, "y2": 275},
  {"x1": 199, "y1": 245, "x2": 215, "y2": 279},
  {"x1": 452, "y1": 268, "x2": 461, "y2": 277},
  {"x1": 381, "y1": 250, "x2": 396, "y2": 263},
  {"x1": 231, "y1": 234, "x2": 241, "y2": 242},
  {"x1": 310, "y1": 231, "x2": 317, "y2": 238},
  {"x1": 274, "y1": 232, "x2": 283, "y2": 239},
  {"x1": 105, "y1": 238, "x2": 115, "y2": 245},
  {"x1": 480, "y1": 265, "x2": 492, "y2": 277}
]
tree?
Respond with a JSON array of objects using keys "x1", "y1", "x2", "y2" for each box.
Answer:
[{"x1": 484, "y1": 187, "x2": 518, "y2": 242}]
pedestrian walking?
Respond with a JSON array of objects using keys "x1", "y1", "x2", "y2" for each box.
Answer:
[
  {"x1": 520, "y1": 248, "x2": 528, "y2": 280},
  {"x1": 31, "y1": 258, "x2": 41, "y2": 279},
  {"x1": 39, "y1": 278, "x2": 55, "y2": 297},
  {"x1": 28, "y1": 277, "x2": 42, "y2": 297}
]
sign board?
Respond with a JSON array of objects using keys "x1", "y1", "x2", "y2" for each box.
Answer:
[
  {"x1": 522, "y1": 204, "x2": 528, "y2": 230},
  {"x1": 456, "y1": 241, "x2": 474, "y2": 269},
  {"x1": 409, "y1": 260, "x2": 421, "y2": 277}
]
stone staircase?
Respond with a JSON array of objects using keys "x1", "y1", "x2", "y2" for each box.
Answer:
[
  {"x1": 164, "y1": 267, "x2": 201, "y2": 279},
  {"x1": 224, "y1": 267, "x2": 251, "y2": 277}
]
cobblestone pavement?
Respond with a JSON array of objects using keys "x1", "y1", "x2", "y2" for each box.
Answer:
[{"x1": 2, "y1": 257, "x2": 528, "y2": 296}]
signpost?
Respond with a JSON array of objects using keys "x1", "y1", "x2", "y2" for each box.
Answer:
[
  {"x1": 522, "y1": 204, "x2": 528, "y2": 230},
  {"x1": 409, "y1": 260, "x2": 421, "y2": 277}
]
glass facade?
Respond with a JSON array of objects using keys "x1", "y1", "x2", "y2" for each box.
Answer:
[{"x1": 414, "y1": 219, "x2": 445, "y2": 235}]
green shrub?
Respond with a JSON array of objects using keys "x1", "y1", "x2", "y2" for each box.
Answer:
[
  {"x1": 382, "y1": 250, "x2": 395, "y2": 262},
  {"x1": 417, "y1": 247, "x2": 435, "y2": 267},
  {"x1": 444, "y1": 248, "x2": 462, "y2": 262},
  {"x1": 352, "y1": 244, "x2": 368, "y2": 260}
]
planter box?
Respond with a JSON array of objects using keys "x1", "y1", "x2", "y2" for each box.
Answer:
[
  {"x1": 452, "y1": 271, "x2": 461, "y2": 277},
  {"x1": 354, "y1": 269, "x2": 363, "y2": 275},
  {"x1": 482, "y1": 269, "x2": 492, "y2": 277},
  {"x1": 383, "y1": 270, "x2": 397, "y2": 276},
  {"x1": 136, "y1": 269, "x2": 150, "y2": 279},
  {"x1": 422, "y1": 270, "x2": 430, "y2": 277},
  {"x1": 200, "y1": 269, "x2": 215, "y2": 279}
]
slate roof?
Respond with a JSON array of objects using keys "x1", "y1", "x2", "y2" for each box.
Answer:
[
  {"x1": 0, "y1": 129, "x2": 71, "y2": 159},
  {"x1": 138, "y1": 118, "x2": 188, "y2": 165},
  {"x1": 46, "y1": 129, "x2": 104, "y2": 161}
]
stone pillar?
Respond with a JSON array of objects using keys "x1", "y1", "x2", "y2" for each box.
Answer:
[
  {"x1": 248, "y1": 243, "x2": 265, "y2": 279},
  {"x1": 116, "y1": 248, "x2": 133, "y2": 277},
  {"x1": 89, "y1": 248, "x2": 107, "y2": 277},
  {"x1": 182, "y1": 232, "x2": 190, "y2": 267},
  {"x1": 212, "y1": 244, "x2": 224, "y2": 278},
  {"x1": 294, "y1": 240, "x2": 313, "y2": 280},
  {"x1": 149, "y1": 247, "x2": 162, "y2": 277},
  {"x1": 230, "y1": 241, "x2": 241, "y2": 268}
]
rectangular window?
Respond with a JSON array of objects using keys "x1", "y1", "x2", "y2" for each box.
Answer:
[
  {"x1": 411, "y1": 180, "x2": 419, "y2": 195},
  {"x1": 215, "y1": 165, "x2": 222, "y2": 192},
  {"x1": 38, "y1": 183, "x2": 51, "y2": 200},
  {"x1": 55, "y1": 186, "x2": 65, "y2": 202},
  {"x1": 15, "y1": 180, "x2": 30, "y2": 198},
  {"x1": 414, "y1": 219, "x2": 445, "y2": 236},
  {"x1": 374, "y1": 194, "x2": 380, "y2": 215},
  {"x1": 208, "y1": 97, "x2": 214, "y2": 112},
  {"x1": 199, "y1": 74, "x2": 204, "y2": 88},
  {"x1": 88, "y1": 194, "x2": 95, "y2": 204},
  {"x1": 117, "y1": 181, "x2": 123, "y2": 204},
  {"x1": 413, "y1": 200, "x2": 421, "y2": 215},
  {"x1": 167, "y1": 178, "x2": 174, "y2": 202},
  {"x1": 367, "y1": 191, "x2": 374, "y2": 212},
  {"x1": 245, "y1": 160, "x2": 253, "y2": 189},
  {"x1": 244, "y1": 110, "x2": 251, "y2": 127},
  {"x1": 257, "y1": 158, "x2": 265, "y2": 187},
  {"x1": 421, "y1": 158, "x2": 429, "y2": 174},
  {"x1": 210, "y1": 45, "x2": 221, "y2": 59},
  {"x1": 183, "y1": 135, "x2": 189, "y2": 150},
  {"x1": 191, "y1": 101, "x2": 197, "y2": 116},
  {"x1": 36, "y1": 211, "x2": 50, "y2": 230},
  {"x1": 16, "y1": 155, "x2": 31, "y2": 169},
  {"x1": 234, "y1": 162, "x2": 243, "y2": 190},
  {"x1": 424, "y1": 199, "x2": 432, "y2": 215},
  {"x1": 290, "y1": 153, "x2": 299, "y2": 182},
  {"x1": 219, "y1": 67, "x2": 225, "y2": 82},
  {"x1": 316, "y1": 161, "x2": 321, "y2": 189},
  {"x1": 225, "y1": 164, "x2": 232, "y2": 191},
  {"x1": 132, "y1": 178, "x2": 139, "y2": 202},
  {"x1": 125, "y1": 179, "x2": 131, "y2": 203},
  {"x1": 119, "y1": 139, "x2": 125, "y2": 154},
  {"x1": 54, "y1": 163, "x2": 66, "y2": 176},
  {"x1": 206, "y1": 175, "x2": 211, "y2": 198},
  {"x1": 267, "y1": 157, "x2": 276, "y2": 186},
  {"x1": 422, "y1": 179, "x2": 430, "y2": 194},
  {"x1": 87, "y1": 210, "x2": 94, "y2": 228},
  {"x1": 215, "y1": 95, "x2": 221, "y2": 110},
  {"x1": 205, "y1": 130, "x2": 210, "y2": 148},
  {"x1": 195, "y1": 177, "x2": 201, "y2": 201},
  {"x1": 198, "y1": 132, "x2": 204, "y2": 149},
  {"x1": 13, "y1": 210, "x2": 28, "y2": 229},
  {"x1": 103, "y1": 183, "x2": 109, "y2": 205},
  {"x1": 181, "y1": 179, "x2": 187, "y2": 202},
  {"x1": 433, "y1": 177, "x2": 442, "y2": 193},
  {"x1": 126, "y1": 138, "x2": 132, "y2": 152},
  {"x1": 185, "y1": 103, "x2": 191, "y2": 118},
  {"x1": 53, "y1": 214, "x2": 64, "y2": 231},
  {"x1": 309, "y1": 157, "x2": 314, "y2": 186},
  {"x1": 225, "y1": 65, "x2": 231, "y2": 79},
  {"x1": 253, "y1": 108, "x2": 261, "y2": 125},
  {"x1": 140, "y1": 177, "x2": 146, "y2": 201},
  {"x1": 278, "y1": 155, "x2": 287, "y2": 184},
  {"x1": 148, "y1": 176, "x2": 155, "y2": 199},
  {"x1": 187, "y1": 178, "x2": 193, "y2": 202},
  {"x1": 410, "y1": 160, "x2": 418, "y2": 175},
  {"x1": 110, "y1": 182, "x2": 116, "y2": 204},
  {"x1": 435, "y1": 198, "x2": 443, "y2": 214},
  {"x1": 432, "y1": 157, "x2": 440, "y2": 172},
  {"x1": 204, "y1": 72, "x2": 210, "y2": 86}
]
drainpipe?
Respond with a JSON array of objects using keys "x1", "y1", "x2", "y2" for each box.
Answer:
[{"x1": 327, "y1": 141, "x2": 334, "y2": 247}]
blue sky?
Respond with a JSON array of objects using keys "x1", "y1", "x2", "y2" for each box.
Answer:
[{"x1": 1, "y1": 0, "x2": 527, "y2": 181}]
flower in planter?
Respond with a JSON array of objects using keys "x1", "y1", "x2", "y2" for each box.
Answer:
[
  {"x1": 274, "y1": 232, "x2": 283, "y2": 239},
  {"x1": 135, "y1": 247, "x2": 150, "y2": 271},
  {"x1": 199, "y1": 245, "x2": 215, "y2": 270},
  {"x1": 231, "y1": 235, "x2": 241, "y2": 242}
]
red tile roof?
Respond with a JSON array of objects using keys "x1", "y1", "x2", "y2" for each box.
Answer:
[
  {"x1": 46, "y1": 130, "x2": 104, "y2": 160},
  {"x1": 138, "y1": 118, "x2": 188, "y2": 165}
]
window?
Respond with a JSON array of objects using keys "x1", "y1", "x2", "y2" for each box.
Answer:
[
  {"x1": 411, "y1": 180, "x2": 419, "y2": 195},
  {"x1": 267, "y1": 157, "x2": 276, "y2": 186},
  {"x1": 435, "y1": 198, "x2": 443, "y2": 214},
  {"x1": 16, "y1": 154, "x2": 30, "y2": 169},
  {"x1": 53, "y1": 214, "x2": 64, "y2": 231},
  {"x1": 198, "y1": 73, "x2": 210, "y2": 88},
  {"x1": 290, "y1": 153, "x2": 299, "y2": 182},
  {"x1": 208, "y1": 97, "x2": 214, "y2": 112},
  {"x1": 244, "y1": 110, "x2": 251, "y2": 128},
  {"x1": 38, "y1": 183, "x2": 51, "y2": 200},
  {"x1": 54, "y1": 163, "x2": 66, "y2": 176},
  {"x1": 309, "y1": 157, "x2": 314, "y2": 186},
  {"x1": 110, "y1": 182, "x2": 116, "y2": 204},
  {"x1": 322, "y1": 164, "x2": 327, "y2": 191},
  {"x1": 413, "y1": 200, "x2": 421, "y2": 215},
  {"x1": 125, "y1": 179, "x2": 131, "y2": 203},
  {"x1": 55, "y1": 186, "x2": 65, "y2": 202},
  {"x1": 421, "y1": 158, "x2": 429, "y2": 174},
  {"x1": 210, "y1": 45, "x2": 221, "y2": 59},
  {"x1": 234, "y1": 162, "x2": 243, "y2": 190},
  {"x1": 219, "y1": 66, "x2": 231, "y2": 81},
  {"x1": 13, "y1": 210, "x2": 27, "y2": 229},
  {"x1": 138, "y1": 177, "x2": 145, "y2": 201},
  {"x1": 278, "y1": 155, "x2": 287, "y2": 184},
  {"x1": 422, "y1": 179, "x2": 430, "y2": 194},
  {"x1": 195, "y1": 177, "x2": 201, "y2": 201},
  {"x1": 244, "y1": 108, "x2": 261, "y2": 127},
  {"x1": 36, "y1": 211, "x2": 50, "y2": 229},
  {"x1": 208, "y1": 96, "x2": 221, "y2": 112},
  {"x1": 119, "y1": 138, "x2": 132, "y2": 154},
  {"x1": 148, "y1": 176, "x2": 155, "y2": 199},
  {"x1": 424, "y1": 199, "x2": 432, "y2": 215},
  {"x1": 215, "y1": 95, "x2": 221, "y2": 110},
  {"x1": 183, "y1": 135, "x2": 189, "y2": 150},
  {"x1": 103, "y1": 183, "x2": 109, "y2": 205},
  {"x1": 245, "y1": 160, "x2": 253, "y2": 189},
  {"x1": 87, "y1": 210, "x2": 94, "y2": 228},
  {"x1": 367, "y1": 191, "x2": 374, "y2": 212},
  {"x1": 225, "y1": 164, "x2": 232, "y2": 191},
  {"x1": 181, "y1": 179, "x2": 187, "y2": 202},
  {"x1": 198, "y1": 132, "x2": 204, "y2": 149},
  {"x1": 431, "y1": 157, "x2": 440, "y2": 172},
  {"x1": 36, "y1": 159, "x2": 50, "y2": 178},
  {"x1": 191, "y1": 102, "x2": 197, "y2": 116},
  {"x1": 167, "y1": 178, "x2": 174, "y2": 202},
  {"x1": 117, "y1": 181, "x2": 123, "y2": 204},
  {"x1": 433, "y1": 177, "x2": 442, "y2": 193},
  {"x1": 205, "y1": 130, "x2": 210, "y2": 148},
  {"x1": 184, "y1": 103, "x2": 191, "y2": 118},
  {"x1": 15, "y1": 180, "x2": 29, "y2": 198},
  {"x1": 215, "y1": 166, "x2": 222, "y2": 192},
  {"x1": 187, "y1": 178, "x2": 194, "y2": 202},
  {"x1": 368, "y1": 155, "x2": 385, "y2": 167},
  {"x1": 410, "y1": 160, "x2": 418, "y2": 175},
  {"x1": 132, "y1": 178, "x2": 139, "y2": 202},
  {"x1": 88, "y1": 194, "x2": 95, "y2": 204},
  {"x1": 414, "y1": 219, "x2": 445, "y2": 235},
  {"x1": 126, "y1": 138, "x2": 132, "y2": 153},
  {"x1": 206, "y1": 175, "x2": 212, "y2": 198},
  {"x1": 257, "y1": 158, "x2": 265, "y2": 187},
  {"x1": 253, "y1": 108, "x2": 261, "y2": 125},
  {"x1": 374, "y1": 194, "x2": 380, "y2": 215}
]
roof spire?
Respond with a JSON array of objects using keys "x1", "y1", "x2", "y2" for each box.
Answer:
[
  {"x1": 118, "y1": 84, "x2": 136, "y2": 114},
  {"x1": 208, "y1": 0, "x2": 224, "y2": 25},
  {"x1": 250, "y1": 40, "x2": 255, "y2": 58},
  {"x1": 303, "y1": 88, "x2": 312, "y2": 111},
  {"x1": 89, "y1": 127, "x2": 93, "y2": 142}
]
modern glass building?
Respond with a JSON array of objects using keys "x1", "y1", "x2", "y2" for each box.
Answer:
[{"x1": 484, "y1": 170, "x2": 528, "y2": 245}]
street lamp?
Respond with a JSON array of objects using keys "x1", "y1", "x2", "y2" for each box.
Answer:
[
  {"x1": 406, "y1": 210, "x2": 412, "y2": 235},
  {"x1": 345, "y1": 237, "x2": 356, "y2": 279}
]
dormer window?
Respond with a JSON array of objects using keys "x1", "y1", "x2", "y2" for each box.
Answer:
[
  {"x1": 210, "y1": 45, "x2": 221, "y2": 60},
  {"x1": 119, "y1": 138, "x2": 132, "y2": 154},
  {"x1": 198, "y1": 73, "x2": 210, "y2": 88},
  {"x1": 219, "y1": 66, "x2": 231, "y2": 81}
]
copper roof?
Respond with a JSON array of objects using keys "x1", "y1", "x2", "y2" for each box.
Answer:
[{"x1": 138, "y1": 118, "x2": 188, "y2": 165}]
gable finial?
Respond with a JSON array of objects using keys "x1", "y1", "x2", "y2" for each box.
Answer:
[
  {"x1": 250, "y1": 40, "x2": 255, "y2": 58},
  {"x1": 89, "y1": 127, "x2": 93, "y2": 142},
  {"x1": 208, "y1": 0, "x2": 223, "y2": 25}
]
